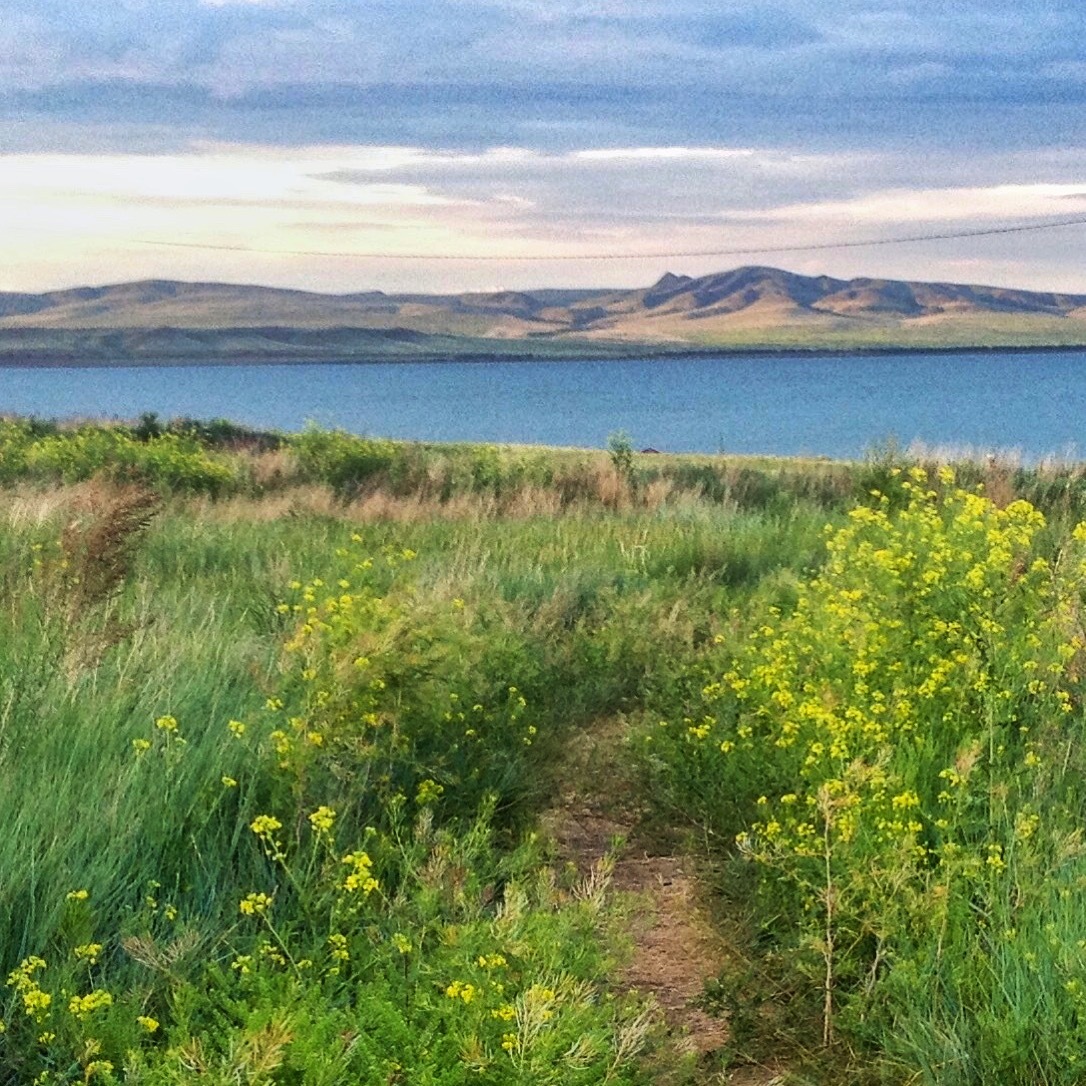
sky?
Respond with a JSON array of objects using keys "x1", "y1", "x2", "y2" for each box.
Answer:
[{"x1": 4, "y1": 0, "x2": 1086, "y2": 295}]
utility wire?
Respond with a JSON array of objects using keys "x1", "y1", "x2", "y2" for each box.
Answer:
[{"x1": 136, "y1": 213, "x2": 1086, "y2": 262}]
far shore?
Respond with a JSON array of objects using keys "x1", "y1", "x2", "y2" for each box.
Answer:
[{"x1": 5, "y1": 340, "x2": 1086, "y2": 369}]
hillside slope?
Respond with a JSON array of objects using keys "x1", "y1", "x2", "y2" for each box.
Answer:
[{"x1": 4, "y1": 266, "x2": 1086, "y2": 360}]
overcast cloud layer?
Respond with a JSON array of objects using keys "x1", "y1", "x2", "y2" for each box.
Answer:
[{"x1": 3, "y1": 0, "x2": 1086, "y2": 293}]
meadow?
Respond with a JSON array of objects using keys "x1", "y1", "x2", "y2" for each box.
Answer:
[{"x1": 4, "y1": 416, "x2": 1086, "y2": 1083}]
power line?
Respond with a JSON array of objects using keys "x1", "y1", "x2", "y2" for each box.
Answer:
[{"x1": 135, "y1": 213, "x2": 1086, "y2": 262}]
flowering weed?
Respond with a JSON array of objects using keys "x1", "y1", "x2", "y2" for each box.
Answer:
[{"x1": 651, "y1": 470, "x2": 1086, "y2": 1082}]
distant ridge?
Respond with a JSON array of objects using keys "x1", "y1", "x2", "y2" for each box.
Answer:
[{"x1": 4, "y1": 266, "x2": 1086, "y2": 363}]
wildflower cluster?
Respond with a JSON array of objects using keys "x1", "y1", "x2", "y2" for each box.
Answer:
[
  {"x1": 239, "y1": 892, "x2": 274, "y2": 917},
  {"x1": 250, "y1": 813, "x2": 286, "y2": 862},
  {"x1": 686, "y1": 473, "x2": 1077, "y2": 862},
  {"x1": 73, "y1": 943, "x2": 103, "y2": 965},
  {"x1": 1, "y1": 518, "x2": 651, "y2": 1086},
  {"x1": 658, "y1": 471, "x2": 1086, "y2": 1058},
  {"x1": 68, "y1": 990, "x2": 113, "y2": 1021},
  {"x1": 268, "y1": 540, "x2": 547, "y2": 830},
  {"x1": 341, "y1": 850, "x2": 379, "y2": 896},
  {"x1": 6, "y1": 957, "x2": 52, "y2": 1022}
]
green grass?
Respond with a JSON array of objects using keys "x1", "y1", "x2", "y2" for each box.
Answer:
[
  {"x1": 0, "y1": 462, "x2": 833, "y2": 1083},
  {"x1": 7, "y1": 423, "x2": 1086, "y2": 1083}
]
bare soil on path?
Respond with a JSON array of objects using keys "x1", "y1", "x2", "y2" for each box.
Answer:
[{"x1": 541, "y1": 719, "x2": 787, "y2": 1085}]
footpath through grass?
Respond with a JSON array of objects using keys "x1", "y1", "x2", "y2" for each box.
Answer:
[{"x1": 5, "y1": 419, "x2": 1086, "y2": 1084}]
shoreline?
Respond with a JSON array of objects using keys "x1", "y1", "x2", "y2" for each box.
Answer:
[{"x1": 4, "y1": 340, "x2": 1086, "y2": 369}]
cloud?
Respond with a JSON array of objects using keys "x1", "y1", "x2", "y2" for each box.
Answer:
[
  {"x1": 571, "y1": 147, "x2": 757, "y2": 162},
  {"x1": 4, "y1": 139, "x2": 1086, "y2": 296},
  {"x1": 728, "y1": 184, "x2": 1086, "y2": 226},
  {"x1": 3, "y1": 2, "x2": 1086, "y2": 292},
  {"x1": 0, "y1": 0, "x2": 1084, "y2": 105}
]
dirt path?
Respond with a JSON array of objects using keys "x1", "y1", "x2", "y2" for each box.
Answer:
[{"x1": 542, "y1": 719, "x2": 786, "y2": 1084}]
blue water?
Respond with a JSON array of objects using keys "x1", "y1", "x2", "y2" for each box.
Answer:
[{"x1": 2, "y1": 351, "x2": 1085, "y2": 461}]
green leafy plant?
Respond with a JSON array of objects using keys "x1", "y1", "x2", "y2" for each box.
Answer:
[{"x1": 650, "y1": 467, "x2": 1086, "y2": 1082}]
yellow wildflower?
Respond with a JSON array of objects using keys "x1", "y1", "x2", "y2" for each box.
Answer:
[
  {"x1": 22, "y1": 989, "x2": 52, "y2": 1019},
  {"x1": 416, "y1": 779, "x2": 444, "y2": 805},
  {"x1": 341, "y1": 851, "x2": 379, "y2": 895},
  {"x1": 68, "y1": 990, "x2": 113, "y2": 1020},
  {"x1": 239, "y1": 892, "x2": 273, "y2": 916},
  {"x1": 249, "y1": 814, "x2": 282, "y2": 837},
  {"x1": 444, "y1": 981, "x2": 476, "y2": 1003}
]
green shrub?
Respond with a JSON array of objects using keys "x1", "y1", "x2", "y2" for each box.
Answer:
[
  {"x1": 20, "y1": 427, "x2": 235, "y2": 494},
  {"x1": 0, "y1": 418, "x2": 36, "y2": 484},
  {"x1": 649, "y1": 466, "x2": 1086, "y2": 1082},
  {"x1": 291, "y1": 426, "x2": 397, "y2": 494}
]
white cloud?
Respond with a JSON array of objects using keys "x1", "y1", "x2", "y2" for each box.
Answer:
[
  {"x1": 572, "y1": 147, "x2": 756, "y2": 162},
  {"x1": 727, "y1": 184, "x2": 1086, "y2": 225},
  {"x1": 3, "y1": 143, "x2": 1086, "y2": 295}
]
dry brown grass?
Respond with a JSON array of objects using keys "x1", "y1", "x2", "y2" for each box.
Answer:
[
  {"x1": 504, "y1": 486, "x2": 564, "y2": 518},
  {"x1": 187, "y1": 486, "x2": 341, "y2": 522},
  {"x1": 643, "y1": 477, "x2": 677, "y2": 511},
  {"x1": 237, "y1": 447, "x2": 297, "y2": 489},
  {"x1": 2, "y1": 482, "x2": 103, "y2": 527},
  {"x1": 586, "y1": 463, "x2": 634, "y2": 511},
  {"x1": 348, "y1": 490, "x2": 493, "y2": 522},
  {"x1": 1, "y1": 444, "x2": 826, "y2": 534},
  {"x1": 60, "y1": 483, "x2": 159, "y2": 614},
  {"x1": 10, "y1": 480, "x2": 164, "y2": 677},
  {"x1": 186, "y1": 475, "x2": 686, "y2": 525}
]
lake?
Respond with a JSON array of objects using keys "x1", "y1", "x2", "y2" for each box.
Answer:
[{"x1": 2, "y1": 350, "x2": 1086, "y2": 461}]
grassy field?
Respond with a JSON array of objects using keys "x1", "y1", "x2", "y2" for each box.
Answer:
[{"x1": 5, "y1": 418, "x2": 1086, "y2": 1083}]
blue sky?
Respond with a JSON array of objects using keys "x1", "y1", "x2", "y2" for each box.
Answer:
[{"x1": 3, "y1": 0, "x2": 1086, "y2": 293}]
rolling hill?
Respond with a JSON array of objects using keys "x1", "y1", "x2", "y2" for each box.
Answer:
[{"x1": 4, "y1": 266, "x2": 1086, "y2": 363}]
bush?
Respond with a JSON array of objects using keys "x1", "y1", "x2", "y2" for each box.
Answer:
[
  {"x1": 290, "y1": 426, "x2": 397, "y2": 494},
  {"x1": 0, "y1": 418, "x2": 36, "y2": 485},
  {"x1": 649, "y1": 467, "x2": 1086, "y2": 1082},
  {"x1": 266, "y1": 544, "x2": 550, "y2": 831},
  {"x1": 18, "y1": 426, "x2": 236, "y2": 494}
]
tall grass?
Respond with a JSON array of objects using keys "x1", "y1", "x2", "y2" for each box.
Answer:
[
  {"x1": 9, "y1": 418, "x2": 1086, "y2": 1082},
  {"x1": 0, "y1": 461, "x2": 829, "y2": 1083}
]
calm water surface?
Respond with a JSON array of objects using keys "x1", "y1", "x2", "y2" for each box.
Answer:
[{"x1": 3, "y1": 352, "x2": 1086, "y2": 460}]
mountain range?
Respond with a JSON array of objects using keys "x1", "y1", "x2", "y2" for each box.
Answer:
[{"x1": 4, "y1": 266, "x2": 1086, "y2": 364}]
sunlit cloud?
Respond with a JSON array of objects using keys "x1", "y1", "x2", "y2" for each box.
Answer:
[
  {"x1": 3, "y1": 139, "x2": 1086, "y2": 296},
  {"x1": 572, "y1": 147, "x2": 756, "y2": 162},
  {"x1": 728, "y1": 184, "x2": 1086, "y2": 225}
]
